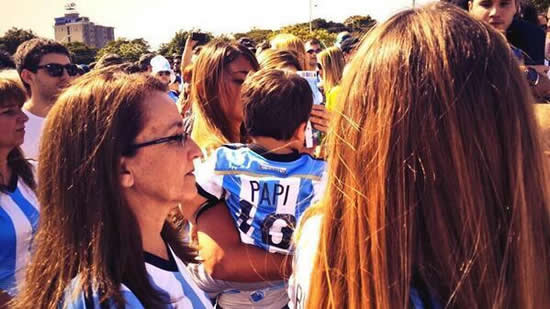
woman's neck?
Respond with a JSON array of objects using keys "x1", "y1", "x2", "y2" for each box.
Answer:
[{"x1": 127, "y1": 195, "x2": 171, "y2": 260}]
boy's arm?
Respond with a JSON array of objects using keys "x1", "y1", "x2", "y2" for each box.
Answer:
[{"x1": 195, "y1": 201, "x2": 292, "y2": 282}]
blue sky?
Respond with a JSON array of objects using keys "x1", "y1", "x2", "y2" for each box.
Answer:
[{"x1": 1, "y1": 0, "x2": 435, "y2": 49}]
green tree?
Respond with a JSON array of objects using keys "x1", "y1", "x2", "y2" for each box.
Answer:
[
  {"x1": 234, "y1": 28, "x2": 274, "y2": 43},
  {"x1": 343, "y1": 15, "x2": 377, "y2": 33},
  {"x1": 273, "y1": 24, "x2": 337, "y2": 47},
  {"x1": 0, "y1": 28, "x2": 37, "y2": 54},
  {"x1": 158, "y1": 30, "x2": 212, "y2": 57},
  {"x1": 64, "y1": 42, "x2": 97, "y2": 64},
  {"x1": 95, "y1": 38, "x2": 151, "y2": 62}
]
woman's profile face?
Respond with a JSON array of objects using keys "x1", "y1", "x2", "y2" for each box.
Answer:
[
  {"x1": 0, "y1": 101, "x2": 28, "y2": 151},
  {"x1": 221, "y1": 55, "x2": 255, "y2": 125},
  {"x1": 123, "y1": 91, "x2": 202, "y2": 205},
  {"x1": 469, "y1": 0, "x2": 517, "y2": 33}
]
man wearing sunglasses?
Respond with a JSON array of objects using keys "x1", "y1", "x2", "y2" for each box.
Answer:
[
  {"x1": 150, "y1": 55, "x2": 179, "y2": 103},
  {"x1": 14, "y1": 38, "x2": 76, "y2": 161},
  {"x1": 305, "y1": 39, "x2": 323, "y2": 71}
]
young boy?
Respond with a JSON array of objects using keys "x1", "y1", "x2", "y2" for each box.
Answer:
[{"x1": 192, "y1": 68, "x2": 326, "y2": 308}]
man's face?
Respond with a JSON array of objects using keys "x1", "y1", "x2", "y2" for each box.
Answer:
[
  {"x1": 155, "y1": 71, "x2": 172, "y2": 86},
  {"x1": 24, "y1": 53, "x2": 75, "y2": 103},
  {"x1": 305, "y1": 43, "x2": 322, "y2": 70},
  {"x1": 468, "y1": 0, "x2": 517, "y2": 33}
]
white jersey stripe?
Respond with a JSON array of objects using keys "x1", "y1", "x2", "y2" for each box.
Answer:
[{"x1": 0, "y1": 192, "x2": 33, "y2": 294}]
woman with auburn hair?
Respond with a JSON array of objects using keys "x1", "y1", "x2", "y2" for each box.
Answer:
[
  {"x1": 290, "y1": 3, "x2": 550, "y2": 308},
  {"x1": 190, "y1": 40, "x2": 259, "y2": 152},
  {"x1": 270, "y1": 34, "x2": 309, "y2": 71},
  {"x1": 12, "y1": 67, "x2": 212, "y2": 308},
  {"x1": 0, "y1": 70, "x2": 36, "y2": 308},
  {"x1": 316, "y1": 47, "x2": 345, "y2": 111}
]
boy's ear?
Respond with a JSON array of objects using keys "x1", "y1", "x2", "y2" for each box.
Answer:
[{"x1": 293, "y1": 122, "x2": 308, "y2": 144}]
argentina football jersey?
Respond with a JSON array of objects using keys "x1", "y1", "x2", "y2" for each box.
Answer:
[
  {"x1": 0, "y1": 177, "x2": 39, "y2": 296},
  {"x1": 195, "y1": 144, "x2": 326, "y2": 254},
  {"x1": 62, "y1": 247, "x2": 213, "y2": 308}
]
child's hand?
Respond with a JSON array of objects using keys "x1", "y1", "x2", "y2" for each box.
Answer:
[{"x1": 310, "y1": 104, "x2": 330, "y2": 133}]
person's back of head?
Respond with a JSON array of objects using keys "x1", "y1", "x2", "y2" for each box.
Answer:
[
  {"x1": 306, "y1": 2, "x2": 550, "y2": 308},
  {"x1": 339, "y1": 37, "x2": 359, "y2": 62},
  {"x1": 138, "y1": 53, "x2": 155, "y2": 73},
  {"x1": 94, "y1": 53, "x2": 124, "y2": 70},
  {"x1": 520, "y1": 2, "x2": 539, "y2": 26},
  {"x1": 270, "y1": 33, "x2": 308, "y2": 70},
  {"x1": 335, "y1": 31, "x2": 351, "y2": 47},
  {"x1": 259, "y1": 49, "x2": 302, "y2": 71},
  {"x1": 238, "y1": 37, "x2": 257, "y2": 54},
  {"x1": 241, "y1": 68, "x2": 312, "y2": 142},
  {"x1": 0, "y1": 50, "x2": 16, "y2": 71},
  {"x1": 317, "y1": 46, "x2": 345, "y2": 92},
  {"x1": 13, "y1": 38, "x2": 71, "y2": 94}
]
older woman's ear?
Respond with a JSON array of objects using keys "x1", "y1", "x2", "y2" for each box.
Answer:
[{"x1": 119, "y1": 157, "x2": 134, "y2": 188}]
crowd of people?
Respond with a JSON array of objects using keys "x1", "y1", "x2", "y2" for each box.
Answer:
[{"x1": 1, "y1": 1, "x2": 550, "y2": 308}]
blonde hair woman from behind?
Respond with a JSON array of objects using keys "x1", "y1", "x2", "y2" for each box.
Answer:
[
  {"x1": 316, "y1": 47, "x2": 345, "y2": 111},
  {"x1": 270, "y1": 33, "x2": 309, "y2": 71},
  {"x1": 291, "y1": 3, "x2": 550, "y2": 309}
]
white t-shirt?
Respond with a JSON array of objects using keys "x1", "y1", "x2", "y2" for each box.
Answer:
[
  {"x1": 21, "y1": 109, "x2": 45, "y2": 161},
  {"x1": 288, "y1": 215, "x2": 322, "y2": 309}
]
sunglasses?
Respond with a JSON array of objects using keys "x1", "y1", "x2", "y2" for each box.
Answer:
[
  {"x1": 35, "y1": 63, "x2": 79, "y2": 77},
  {"x1": 157, "y1": 71, "x2": 171, "y2": 77},
  {"x1": 306, "y1": 49, "x2": 322, "y2": 54}
]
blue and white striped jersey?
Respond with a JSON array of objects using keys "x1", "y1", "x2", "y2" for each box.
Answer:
[
  {"x1": 63, "y1": 247, "x2": 213, "y2": 308},
  {"x1": 0, "y1": 177, "x2": 39, "y2": 296},
  {"x1": 195, "y1": 144, "x2": 327, "y2": 254}
]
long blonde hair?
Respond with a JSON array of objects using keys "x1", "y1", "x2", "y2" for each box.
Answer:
[
  {"x1": 305, "y1": 3, "x2": 550, "y2": 308},
  {"x1": 317, "y1": 46, "x2": 345, "y2": 94},
  {"x1": 270, "y1": 33, "x2": 308, "y2": 71}
]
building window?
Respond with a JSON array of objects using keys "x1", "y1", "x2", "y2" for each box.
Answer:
[
  {"x1": 68, "y1": 37, "x2": 71, "y2": 43},
  {"x1": 67, "y1": 26, "x2": 70, "y2": 35}
]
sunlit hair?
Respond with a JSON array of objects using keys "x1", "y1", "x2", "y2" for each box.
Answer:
[
  {"x1": 317, "y1": 47, "x2": 345, "y2": 95},
  {"x1": 270, "y1": 33, "x2": 308, "y2": 70},
  {"x1": 304, "y1": 3, "x2": 550, "y2": 308},
  {"x1": 12, "y1": 67, "x2": 197, "y2": 309},
  {"x1": 258, "y1": 49, "x2": 302, "y2": 71},
  {"x1": 0, "y1": 70, "x2": 34, "y2": 192},
  {"x1": 190, "y1": 39, "x2": 259, "y2": 152},
  {"x1": 534, "y1": 104, "x2": 550, "y2": 157}
]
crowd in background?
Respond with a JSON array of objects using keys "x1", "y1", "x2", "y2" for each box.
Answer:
[{"x1": 1, "y1": 1, "x2": 550, "y2": 308}]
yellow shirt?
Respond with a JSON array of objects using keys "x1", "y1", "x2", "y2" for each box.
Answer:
[{"x1": 325, "y1": 85, "x2": 341, "y2": 112}]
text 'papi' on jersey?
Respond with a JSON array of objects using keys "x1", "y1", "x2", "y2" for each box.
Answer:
[{"x1": 194, "y1": 144, "x2": 326, "y2": 254}]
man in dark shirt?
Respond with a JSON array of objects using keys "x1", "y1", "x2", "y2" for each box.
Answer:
[{"x1": 444, "y1": 0, "x2": 545, "y2": 64}]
